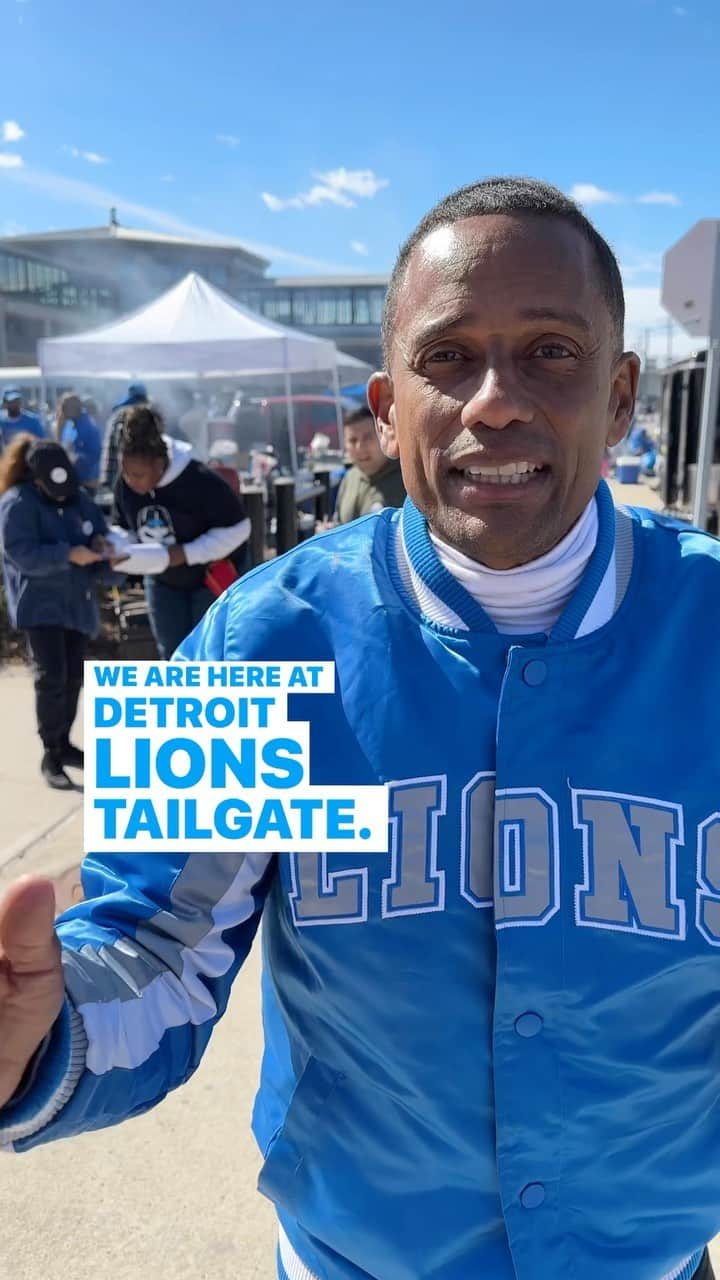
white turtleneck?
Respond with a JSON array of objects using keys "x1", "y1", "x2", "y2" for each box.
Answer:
[{"x1": 428, "y1": 498, "x2": 600, "y2": 635}]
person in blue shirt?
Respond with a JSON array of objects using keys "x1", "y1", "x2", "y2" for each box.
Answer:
[
  {"x1": 0, "y1": 387, "x2": 46, "y2": 449},
  {"x1": 627, "y1": 416, "x2": 657, "y2": 475},
  {"x1": 55, "y1": 393, "x2": 102, "y2": 492}
]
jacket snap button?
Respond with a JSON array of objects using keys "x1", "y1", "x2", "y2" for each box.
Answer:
[
  {"x1": 522, "y1": 659, "x2": 547, "y2": 687},
  {"x1": 514, "y1": 1012, "x2": 543, "y2": 1038},
  {"x1": 520, "y1": 1182, "x2": 546, "y2": 1209}
]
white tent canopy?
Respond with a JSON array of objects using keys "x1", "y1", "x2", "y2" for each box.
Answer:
[
  {"x1": 37, "y1": 272, "x2": 356, "y2": 378},
  {"x1": 37, "y1": 272, "x2": 370, "y2": 471}
]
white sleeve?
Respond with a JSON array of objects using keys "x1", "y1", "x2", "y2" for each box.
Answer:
[{"x1": 182, "y1": 518, "x2": 251, "y2": 567}]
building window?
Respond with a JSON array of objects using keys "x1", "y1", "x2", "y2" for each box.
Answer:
[
  {"x1": 312, "y1": 290, "x2": 337, "y2": 325},
  {"x1": 263, "y1": 290, "x2": 292, "y2": 322},
  {"x1": 370, "y1": 288, "x2": 385, "y2": 325},
  {"x1": 292, "y1": 290, "x2": 317, "y2": 326},
  {"x1": 207, "y1": 264, "x2": 229, "y2": 288},
  {"x1": 237, "y1": 283, "x2": 386, "y2": 328},
  {"x1": 0, "y1": 248, "x2": 113, "y2": 313},
  {"x1": 238, "y1": 290, "x2": 263, "y2": 313},
  {"x1": 7, "y1": 255, "x2": 24, "y2": 291},
  {"x1": 0, "y1": 253, "x2": 72, "y2": 297},
  {"x1": 353, "y1": 288, "x2": 370, "y2": 325},
  {"x1": 335, "y1": 289, "x2": 352, "y2": 325}
]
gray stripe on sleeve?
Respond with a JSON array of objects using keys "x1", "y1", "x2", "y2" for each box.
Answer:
[{"x1": 63, "y1": 854, "x2": 270, "y2": 1008}]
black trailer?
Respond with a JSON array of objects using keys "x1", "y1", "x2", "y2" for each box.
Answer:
[{"x1": 658, "y1": 349, "x2": 720, "y2": 530}]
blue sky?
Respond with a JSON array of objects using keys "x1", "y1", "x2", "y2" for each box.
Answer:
[{"x1": 1, "y1": 0, "x2": 718, "y2": 358}]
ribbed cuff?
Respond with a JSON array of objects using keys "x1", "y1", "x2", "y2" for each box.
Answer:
[
  {"x1": 277, "y1": 1227, "x2": 320, "y2": 1280},
  {"x1": 0, "y1": 999, "x2": 87, "y2": 1148},
  {"x1": 276, "y1": 1226, "x2": 701, "y2": 1280},
  {"x1": 667, "y1": 1250, "x2": 705, "y2": 1280}
]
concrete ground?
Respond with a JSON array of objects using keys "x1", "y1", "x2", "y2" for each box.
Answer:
[
  {"x1": 0, "y1": 671, "x2": 277, "y2": 1280},
  {"x1": 1, "y1": 475, "x2": 717, "y2": 1279}
]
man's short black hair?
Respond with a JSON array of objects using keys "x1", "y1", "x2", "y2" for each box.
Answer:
[
  {"x1": 382, "y1": 176, "x2": 625, "y2": 366},
  {"x1": 344, "y1": 406, "x2": 374, "y2": 427}
]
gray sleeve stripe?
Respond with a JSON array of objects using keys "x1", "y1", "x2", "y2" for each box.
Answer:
[
  {"x1": 63, "y1": 855, "x2": 272, "y2": 1076},
  {"x1": 63, "y1": 854, "x2": 270, "y2": 1008}
]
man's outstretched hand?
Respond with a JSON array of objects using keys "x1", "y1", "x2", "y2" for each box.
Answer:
[{"x1": 0, "y1": 877, "x2": 65, "y2": 1110}]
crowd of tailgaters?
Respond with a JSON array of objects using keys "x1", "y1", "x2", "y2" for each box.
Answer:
[{"x1": 0, "y1": 384, "x2": 406, "y2": 790}]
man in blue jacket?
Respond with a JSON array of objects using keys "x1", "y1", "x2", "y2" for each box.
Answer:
[
  {"x1": 0, "y1": 177, "x2": 719, "y2": 1280},
  {"x1": 0, "y1": 387, "x2": 46, "y2": 448},
  {"x1": 55, "y1": 393, "x2": 102, "y2": 491}
]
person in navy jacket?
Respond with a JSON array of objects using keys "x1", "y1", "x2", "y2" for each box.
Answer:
[{"x1": 0, "y1": 435, "x2": 112, "y2": 789}]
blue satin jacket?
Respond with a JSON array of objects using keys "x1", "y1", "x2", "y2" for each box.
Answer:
[{"x1": 1, "y1": 481, "x2": 719, "y2": 1280}]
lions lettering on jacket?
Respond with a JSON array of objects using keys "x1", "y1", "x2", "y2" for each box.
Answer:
[
  {"x1": 2, "y1": 479, "x2": 719, "y2": 1280},
  {"x1": 287, "y1": 779, "x2": 715, "y2": 944}
]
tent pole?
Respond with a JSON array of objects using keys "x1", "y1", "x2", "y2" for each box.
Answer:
[
  {"x1": 201, "y1": 374, "x2": 210, "y2": 462},
  {"x1": 331, "y1": 363, "x2": 343, "y2": 451},
  {"x1": 284, "y1": 364, "x2": 298, "y2": 475}
]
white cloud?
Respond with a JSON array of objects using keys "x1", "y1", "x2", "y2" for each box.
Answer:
[
  {"x1": 636, "y1": 190, "x2": 681, "y2": 206},
  {"x1": 0, "y1": 164, "x2": 358, "y2": 271},
  {"x1": 262, "y1": 185, "x2": 354, "y2": 211},
  {"x1": 351, "y1": 240, "x2": 369, "y2": 256},
  {"x1": 64, "y1": 146, "x2": 109, "y2": 165},
  {"x1": 260, "y1": 190, "x2": 294, "y2": 211},
  {"x1": 0, "y1": 153, "x2": 23, "y2": 169},
  {"x1": 316, "y1": 168, "x2": 389, "y2": 200},
  {"x1": 160, "y1": 174, "x2": 175, "y2": 183},
  {"x1": 262, "y1": 191, "x2": 309, "y2": 212},
  {"x1": 674, "y1": 6, "x2": 687, "y2": 15},
  {"x1": 569, "y1": 183, "x2": 623, "y2": 205},
  {"x1": 217, "y1": 134, "x2": 241, "y2": 147},
  {"x1": 262, "y1": 166, "x2": 389, "y2": 212},
  {"x1": 2, "y1": 121, "x2": 24, "y2": 143}
]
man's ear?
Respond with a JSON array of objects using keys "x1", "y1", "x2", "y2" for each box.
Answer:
[
  {"x1": 368, "y1": 372, "x2": 399, "y2": 459},
  {"x1": 607, "y1": 351, "x2": 641, "y2": 448}
]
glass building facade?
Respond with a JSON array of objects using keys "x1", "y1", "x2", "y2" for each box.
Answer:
[
  {"x1": 238, "y1": 283, "x2": 387, "y2": 330},
  {"x1": 0, "y1": 235, "x2": 386, "y2": 367},
  {"x1": 0, "y1": 249, "x2": 115, "y2": 313}
]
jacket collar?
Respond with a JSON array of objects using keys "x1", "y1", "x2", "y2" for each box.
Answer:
[{"x1": 393, "y1": 479, "x2": 627, "y2": 642}]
